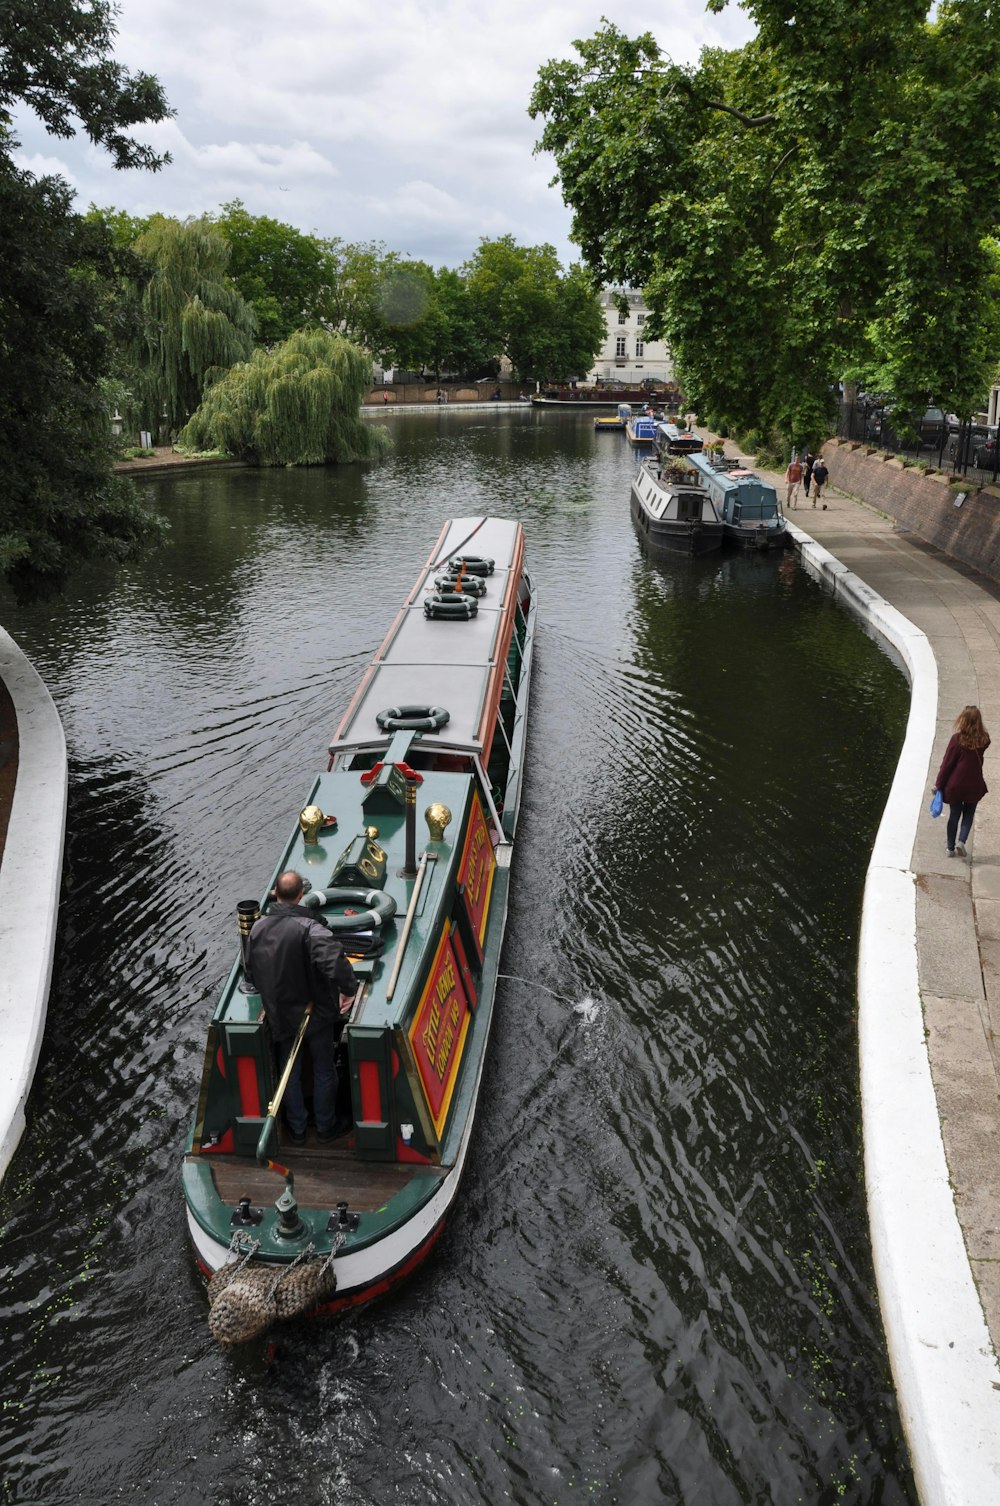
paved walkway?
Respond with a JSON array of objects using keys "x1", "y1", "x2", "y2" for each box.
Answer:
[
  {"x1": 768, "y1": 458, "x2": 1000, "y2": 1338},
  {"x1": 702, "y1": 438, "x2": 1000, "y2": 1502}
]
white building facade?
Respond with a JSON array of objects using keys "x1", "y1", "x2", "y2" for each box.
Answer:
[{"x1": 588, "y1": 288, "x2": 674, "y2": 387}]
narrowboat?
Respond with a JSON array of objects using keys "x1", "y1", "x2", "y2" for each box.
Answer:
[
  {"x1": 630, "y1": 455, "x2": 724, "y2": 556},
  {"x1": 626, "y1": 413, "x2": 659, "y2": 447},
  {"x1": 182, "y1": 516, "x2": 537, "y2": 1344},
  {"x1": 686, "y1": 451, "x2": 789, "y2": 550},
  {"x1": 654, "y1": 421, "x2": 704, "y2": 457}
]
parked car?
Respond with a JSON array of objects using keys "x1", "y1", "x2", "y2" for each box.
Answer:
[
  {"x1": 973, "y1": 427, "x2": 1000, "y2": 470},
  {"x1": 915, "y1": 407, "x2": 958, "y2": 452},
  {"x1": 948, "y1": 422, "x2": 991, "y2": 467}
]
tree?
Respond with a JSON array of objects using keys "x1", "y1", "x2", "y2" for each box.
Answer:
[
  {"x1": 325, "y1": 241, "x2": 395, "y2": 356},
  {"x1": 211, "y1": 200, "x2": 340, "y2": 344},
  {"x1": 131, "y1": 215, "x2": 256, "y2": 434},
  {"x1": 463, "y1": 236, "x2": 605, "y2": 382},
  {"x1": 377, "y1": 260, "x2": 456, "y2": 374},
  {"x1": 0, "y1": 0, "x2": 171, "y2": 597},
  {"x1": 177, "y1": 328, "x2": 391, "y2": 467},
  {"x1": 0, "y1": 158, "x2": 166, "y2": 597},
  {"x1": 531, "y1": 6, "x2": 1000, "y2": 446},
  {"x1": 428, "y1": 267, "x2": 491, "y2": 379}
]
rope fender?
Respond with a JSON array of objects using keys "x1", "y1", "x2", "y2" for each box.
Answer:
[
  {"x1": 424, "y1": 594, "x2": 478, "y2": 620},
  {"x1": 302, "y1": 885, "x2": 398, "y2": 930},
  {"x1": 375, "y1": 704, "x2": 450, "y2": 732},
  {"x1": 447, "y1": 554, "x2": 494, "y2": 576}
]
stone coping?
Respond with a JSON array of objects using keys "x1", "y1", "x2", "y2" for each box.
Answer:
[
  {"x1": 789, "y1": 525, "x2": 1000, "y2": 1505},
  {"x1": 0, "y1": 627, "x2": 66, "y2": 1181}
]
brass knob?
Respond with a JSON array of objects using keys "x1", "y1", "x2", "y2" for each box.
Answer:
[
  {"x1": 298, "y1": 804, "x2": 325, "y2": 844},
  {"x1": 425, "y1": 802, "x2": 452, "y2": 842}
]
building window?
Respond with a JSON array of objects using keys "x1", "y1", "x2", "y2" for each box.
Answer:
[
  {"x1": 615, "y1": 336, "x2": 627, "y2": 357},
  {"x1": 635, "y1": 340, "x2": 644, "y2": 358},
  {"x1": 637, "y1": 313, "x2": 645, "y2": 326},
  {"x1": 617, "y1": 310, "x2": 627, "y2": 325}
]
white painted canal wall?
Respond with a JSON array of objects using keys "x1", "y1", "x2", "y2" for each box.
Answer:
[
  {"x1": 790, "y1": 524, "x2": 1000, "y2": 1505},
  {"x1": 0, "y1": 627, "x2": 66, "y2": 1182}
]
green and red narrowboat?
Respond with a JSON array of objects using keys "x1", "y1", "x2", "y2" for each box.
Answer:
[{"x1": 182, "y1": 517, "x2": 536, "y2": 1342}]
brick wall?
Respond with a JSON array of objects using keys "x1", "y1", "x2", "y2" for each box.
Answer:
[
  {"x1": 826, "y1": 440, "x2": 1000, "y2": 586},
  {"x1": 364, "y1": 382, "x2": 522, "y2": 405}
]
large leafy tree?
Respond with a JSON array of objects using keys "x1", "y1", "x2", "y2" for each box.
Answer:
[
  {"x1": 463, "y1": 236, "x2": 605, "y2": 382},
  {"x1": 131, "y1": 215, "x2": 256, "y2": 434},
  {"x1": 177, "y1": 328, "x2": 391, "y2": 467},
  {"x1": 325, "y1": 241, "x2": 396, "y2": 356},
  {"x1": 0, "y1": 0, "x2": 171, "y2": 597},
  {"x1": 211, "y1": 200, "x2": 340, "y2": 344},
  {"x1": 428, "y1": 267, "x2": 491, "y2": 378},
  {"x1": 531, "y1": 3, "x2": 1000, "y2": 445}
]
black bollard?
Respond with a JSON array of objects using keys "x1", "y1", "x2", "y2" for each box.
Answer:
[{"x1": 237, "y1": 900, "x2": 260, "y2": 993}]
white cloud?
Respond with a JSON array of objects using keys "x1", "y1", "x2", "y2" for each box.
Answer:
[{"x1": 9, "y1": 0, "x2": 756, "y2": 266}]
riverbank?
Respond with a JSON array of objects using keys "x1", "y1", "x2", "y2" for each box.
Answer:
[{"x1": 698, "y1": 430, "x2": 1000, "y2": 1505}]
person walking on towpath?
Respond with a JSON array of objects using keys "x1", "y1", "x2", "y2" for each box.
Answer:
[
  {"x1": 811, "y1": 455, "x2": 829, "y2": 507},
  {"x1": 932, "y1": 705, "x2": 991, "y2": 858},
  {"x1": 802, "y1": 449, "x2": 816, "y2": 500},
  {"x1": 784, "y1": 455, "x2": 803, "y2": 509},
  {"x1": 248, "y1": 869, "x2": 357, "y2": 1143}
]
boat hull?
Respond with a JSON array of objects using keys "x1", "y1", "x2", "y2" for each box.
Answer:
[
  {"x1": 630, "y1": 483, "x2": 723, "y2": 555},
  {"x1": 723, "y1": 523, "x2": 791, "y2": 552}
]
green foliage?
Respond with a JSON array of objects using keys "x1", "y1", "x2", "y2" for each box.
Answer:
[
  {"x1": 463, "y1": 235, "x2": 605, "y2": 381},
  {"x1": 0, "y1": 1, "x2": 171, "y2": 598},
  {"x1": 0, "y1": 0, "x2": 171, "y2": 169},
  {"x1": 178, "y1": 328, "x2": 392, "y2": 467},
  {"x1": 0, "y1": 155, "x2": 166, "y2": 598},
  {"x1": 131, "y1": 215, "x2": 256, "y2": 433},
  {"x1": 210, "y1": 199, "x2": 340, "y2": 343},
  {"x1": 531, "y1": 5, "x2": 1000, "y2": 446}
]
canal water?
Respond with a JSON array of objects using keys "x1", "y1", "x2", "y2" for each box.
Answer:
[{"x1": 0, "y1": 409, "x2": 915, "y2": 1505}]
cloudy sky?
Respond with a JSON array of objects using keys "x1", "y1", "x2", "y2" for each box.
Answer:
[{"x1": 12, "y1": 0, "x2": 755, "y2": 271}]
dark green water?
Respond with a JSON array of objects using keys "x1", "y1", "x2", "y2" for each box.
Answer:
[{"x1": 0, "y1": 409, "x2": 914, "y2": 1504}]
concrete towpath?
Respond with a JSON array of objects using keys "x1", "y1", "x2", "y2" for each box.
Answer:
[{"x1": 701, "y1": 434, "x2": 1000, "y2": 1504}]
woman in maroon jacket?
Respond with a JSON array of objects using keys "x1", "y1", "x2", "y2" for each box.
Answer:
[{"x1": 933, "y1": 705, "x2": 991, "y2": 857}]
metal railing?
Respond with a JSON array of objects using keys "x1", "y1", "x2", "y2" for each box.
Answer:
[{"x1": 836, "y1": 401, "x2": 1000, "y2": 483}]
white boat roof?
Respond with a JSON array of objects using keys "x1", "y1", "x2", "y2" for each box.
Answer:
[{"x1": 330, "y1": 516, "x2": 525, "y2": 757}]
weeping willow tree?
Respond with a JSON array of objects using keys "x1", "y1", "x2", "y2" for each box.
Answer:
[
  {"x1": 178, "y1": 328, "x2": 391, "y2": 466},
  {"x1": 133, "y1": 215, "x2": 256, "y2": 434}
]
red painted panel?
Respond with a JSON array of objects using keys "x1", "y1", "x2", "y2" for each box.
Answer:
[
  {"x1": 408, "y1": 926, "x2": 472, "y2": 1135},
  {"x1": 450, "y1": 926, "x2": 478, "y2": 1009},
  {"x1": 457, "y1": 796, "x2": 495, "y2": 947},
  {"x1": 359, "y1": 1059, "x2": 382, "y2": 1122},
  {"x1": 236, "y1": 1055, "x2": 261, "y2": 1117}
]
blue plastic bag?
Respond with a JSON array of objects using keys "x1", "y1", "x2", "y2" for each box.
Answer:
[{"x1": 930, "y1": 788, "x2": 943, "y2": 818}]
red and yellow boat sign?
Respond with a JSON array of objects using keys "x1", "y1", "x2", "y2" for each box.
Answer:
[
  {"x1": 408, "y1": 922, "x2": 473, "y2": 1135},
  {"x1": 457, "y1": 793, "x2": 495, "y2": 947}
]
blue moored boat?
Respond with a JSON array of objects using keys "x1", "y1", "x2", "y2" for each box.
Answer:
[
  {"x1": 686, "y1": 451, "x2": 789, "y2": 551},
  {"x1": 626, "y1": 412, "x2": 658, "y2": 447}
]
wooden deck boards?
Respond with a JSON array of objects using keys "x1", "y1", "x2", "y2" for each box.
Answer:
[{"x1": 192, "y1": 1150, "x2": 445, "y2": 1212}]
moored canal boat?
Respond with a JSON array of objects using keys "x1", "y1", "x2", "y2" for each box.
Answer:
[
  {"x1": 687, "y1": 451, "x2": 789, "y2": 550},
  {"x1": 655, "y1": 420, "x2": 704, "y2": 458},
  {"x1": 630, "y1": 455, "x2": 724, "y2": 556},
  {"x1": 626, "y1": 412, "x2": 659, "y2": 447},
  {"x1": 594, "y1": 402, "x2": 632, "y2": 431},
  {"x1": 182, "y1": 516, "x2": 536, "y2": 1342}
]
